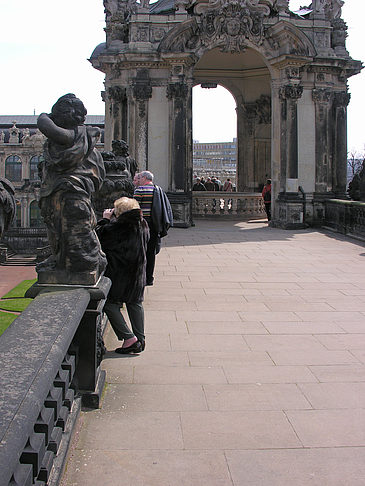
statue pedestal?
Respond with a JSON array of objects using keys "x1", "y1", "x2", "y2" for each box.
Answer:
[
  {"x1": 273, "y1": 193, "x2": 307, "y2": 229},
  {"x1": 37, "y1": 267, "x2": 104, "y2": 286}
]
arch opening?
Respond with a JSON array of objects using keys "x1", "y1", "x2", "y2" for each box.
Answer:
[
  {"x1": 192, "y1": 46, "x2": 272, "y2": 193},
  {"x1": 193, "y1": 84, "x2": 237, "y2": 190}
]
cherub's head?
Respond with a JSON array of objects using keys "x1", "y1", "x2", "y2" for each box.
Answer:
[
  {"x1": 112, "y1": 140, "x2": 129, "y2": 157},
  {"x1": 51, "y1": 93, "x2": 87, "y2": 128}
]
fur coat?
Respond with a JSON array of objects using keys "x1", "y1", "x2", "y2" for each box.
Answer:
[{"x1": 96, "y1": 209, "x2": 149, "y2": 304}]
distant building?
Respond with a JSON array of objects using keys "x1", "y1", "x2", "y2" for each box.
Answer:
[
  {"x1": 0, "y1": 116, "x2": 104, "y2": 228},
  {"x1": 193, "y1": 138, "x2": 237, "y2": 184}
]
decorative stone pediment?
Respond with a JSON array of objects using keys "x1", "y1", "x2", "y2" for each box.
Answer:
[
  {"x1": 159, "y1": 0, "x2": 270, "y2": 53},
  {"x1": 265, "y1": 22, "x2": 316, "y2": 59},
  {"x1": 200, "y1": 1, "x2": 265, "y2": 52},
  {"x1": 189, "y1": 0, "x2": 275, "y2": 16}
]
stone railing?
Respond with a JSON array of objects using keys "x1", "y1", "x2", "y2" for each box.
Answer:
[
  {"x1": 0, "y1": 278, "x2": 110, "y2": 486},
  {"x1": 324, "y1": 199, "x2": 365, "y2": 240},
  {"x1": 2, "y1": 227, "x2": 48, "y2": 254},
  {"x1": 192, "y1": 192, "x2": 265, "y2": 219}
]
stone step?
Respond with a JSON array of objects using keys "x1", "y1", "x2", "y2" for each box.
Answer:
[{"x1": 1, "y1": 254, "x2": 37, "y2": 266}]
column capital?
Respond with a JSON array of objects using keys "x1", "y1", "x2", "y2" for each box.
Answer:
[
  {"x1": 333, "y1": 90, "x2": 350, "y2": 107},
  {"x1": 279, "y1": 85, "x2": 303, "y2": 101},
  {"x1": 166, "y1": 82, "x2": 188, "y2": 100},
  {"x1": 132, "y1": 69, "x2": 153, "y2": 101},
  {"x1": 107, "y1": 86, "x2": 126, "y2": 102},
  {"x1": 312, "y1": 88, "x2": 332, "y2": 104}
]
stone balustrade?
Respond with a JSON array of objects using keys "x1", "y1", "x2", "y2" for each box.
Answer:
[
  {"x1": 0, "y1": 278, "x2": 110, "y2": 486},
  {"x1": 324, "y1": 199, "x2": 365, "y2": 240},
  {"x1": 192, "y1": 192, "x2": 265, "y2": 219}
]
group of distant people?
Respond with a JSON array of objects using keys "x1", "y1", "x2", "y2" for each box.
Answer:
[
  {"x1": 193, "y1": 176, "x2": 235, "y2": 192},
  {"x1": 96, "y1": 170, "x2": 173, "y2": 355},
  {"x1": 193, "y1": 174, "x2": 272, "y2": 222}
]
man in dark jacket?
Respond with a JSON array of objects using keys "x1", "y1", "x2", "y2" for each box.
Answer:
[
  {"x1": 96, "y1": 197, "x2": 149, "y2": 354},
  {"x1": 192, "y1": 177, "x2": 207, "y2": 191},
  {"x1": 134, "y1": 171, "x2": 173, "y2": 286}
]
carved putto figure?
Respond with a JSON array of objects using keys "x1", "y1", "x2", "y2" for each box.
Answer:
[
  {"x1": 111, "y1": 139, "x2": 139, "y2": 179},
  {"x1": 37, "y1": 93, "x2": 106, "y2": 283},
  {"x1": 104, "y1": 0, "x2": 119, "y2": 19},
  {"x1": 139, "y1": 0, "x2": 150, "y2": 8},
  {"x1": 310, "y1": 0, "x2": 344, "y2": 19},
  {"x1": 21, "y1": 127, "x2": 30, "y2": 143}
]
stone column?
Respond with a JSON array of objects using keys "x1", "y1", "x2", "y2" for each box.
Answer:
[
  {"x1": 332, "y1": 90, "x2": 350, "y2": 197},
  {"x1": 312, "y1": 88, "x2": 333, "y2": 193},
  {"x1": 167, "y1": 81, "x2": 189, "y2": 191},
  {"x1": 132, "y1": 70, "x2": 152, "y2": 170},
  {"x1": 279, "y1": 85, "x2": 303, "y2": 193},
  {"x1": 106, "y1": 86, "x2": 127, "y2": 149},
  {"x1": 242, "y1": 103, "x2": 257, "y2": 192}
]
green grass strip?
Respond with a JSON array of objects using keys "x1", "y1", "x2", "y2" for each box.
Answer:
[
  {"x1": 0, "y1": 279, "x2": 36, "y2": 336},
  {"x1": 1, "y1": 279, "x2": 37, "y2": 299},
  {"x1": 0, "y1": 298, "x2": 33, "y2": 312},
  {"x1": 0, "y1": 312, "x2": 18, "y2": 335}
]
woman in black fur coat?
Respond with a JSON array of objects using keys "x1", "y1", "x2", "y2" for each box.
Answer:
[{"x1": 96, "y1": 197, "x2": 149, "y2": 354}]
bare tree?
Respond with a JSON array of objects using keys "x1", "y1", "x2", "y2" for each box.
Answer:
[{"x1": 348, "y1": 149, "x2": 364, "y2": 176}]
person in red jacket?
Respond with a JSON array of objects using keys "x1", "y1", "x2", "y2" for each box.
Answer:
[{"x1": 262, "y1": 179, "x2": 272, "y2": 221}]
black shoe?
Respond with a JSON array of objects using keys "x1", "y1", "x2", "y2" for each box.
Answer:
[
  {"x1": 115, "y1": 341, "x2": 142, "y2": 354},
  {"x1": 139, "y1": 339, "x2": 146, "y2": 351}
]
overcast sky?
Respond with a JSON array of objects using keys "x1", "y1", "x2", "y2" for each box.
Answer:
[{"x1": 0, "y1": 0, "x2": 363, "y2": 152}]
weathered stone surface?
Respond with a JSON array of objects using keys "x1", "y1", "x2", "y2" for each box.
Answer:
[
  {"x1": 0, "y1": 289, "x2": 90, "y2": 486},
  {"x1": 36, "y1": 94, "x2": 106, "y2": 284},
  {"x1": 90, "y1": 0, "x2": 362, "y2": 228}
]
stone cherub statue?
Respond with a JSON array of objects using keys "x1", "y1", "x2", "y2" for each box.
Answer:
[
  {"x1": 92, "y1": 140, "x2": 137, "y2": 218},
  {"x1": 111, "y1": 139, "x2": 139, "y2": 179},
  {"x1": 37, "y1": 93, "x2": 107, "y2": 284},
  {"x1": 0, "y1": 178, "x2": 16, "y2": 240},
  {"x1": 310, "y1": 0, "x2": 344, "y2": 19}
]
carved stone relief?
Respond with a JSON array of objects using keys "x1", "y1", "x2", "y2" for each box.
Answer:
[
  {"x1": 167, "y1": 83, "x2": 189, "y2": 100},
  {"x1": 132, "y1": 70, "x2": 152, "y2": 118},
  {"x1": 331, "y1": 18, "x2": 347, "y2": 48},
  {"x1": 314, "y1": 31, "x2": 329, "y2": 48},
  {"x1": 255, "y1": 95, "x2": 272, "y2": 124},
  {"x1": 310, "y1": 0, "x2": 344, "y2": 20},
  {"x1": 285, "y1": 66, "x2": 301, "y2": 81},
  {"x1": 279, "y1": 85, "x2": 303, "y2": 100},
  {"x1": 189, "y1": 0, "x2": 275, "y2": 17},
  {"x1": 312, "y1": 88, "x2": 332, "y2": 104},
  {"x1": 108, "y1": 86, "x2": 127, "y2": 117},
  {"x1": 200, "y1": 1, "x2": 265, "y2": 53},
  {"x1": 132, "y1": 26, "x2": 149, "y2": 42},
  {"x1": 159, "y1": 1, "x2": 274, "y2": 54},
  {"x1": 104, "y1": 0, "x2": 136, "y2": 42},
  {"x1": 333, "y1": 90, "x2": 350, "y2": 107}
]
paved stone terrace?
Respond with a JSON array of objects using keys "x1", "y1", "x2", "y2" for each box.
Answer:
[
  {"x1": 59, "y1": 220, "x2": 364, "y2": 484},
  {"x1": 0, "y1": 264, "x2": 36, "y2": 298}
]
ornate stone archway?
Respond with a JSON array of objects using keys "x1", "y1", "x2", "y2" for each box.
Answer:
[{"x1": 91, "y1": 0, "x2": 362, "y2": 227}]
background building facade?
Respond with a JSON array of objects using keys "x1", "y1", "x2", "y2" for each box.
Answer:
[{"x1": 0, "y1": 116, "x2": 104, "y2": 229}]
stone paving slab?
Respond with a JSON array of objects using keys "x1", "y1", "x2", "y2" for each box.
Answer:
[
  {"x1": 60, "y1": 220, "x2": 365, "y2": 486},
  {"x1": 226, "y1": 448, "x2": 365, "y2": 486}
]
